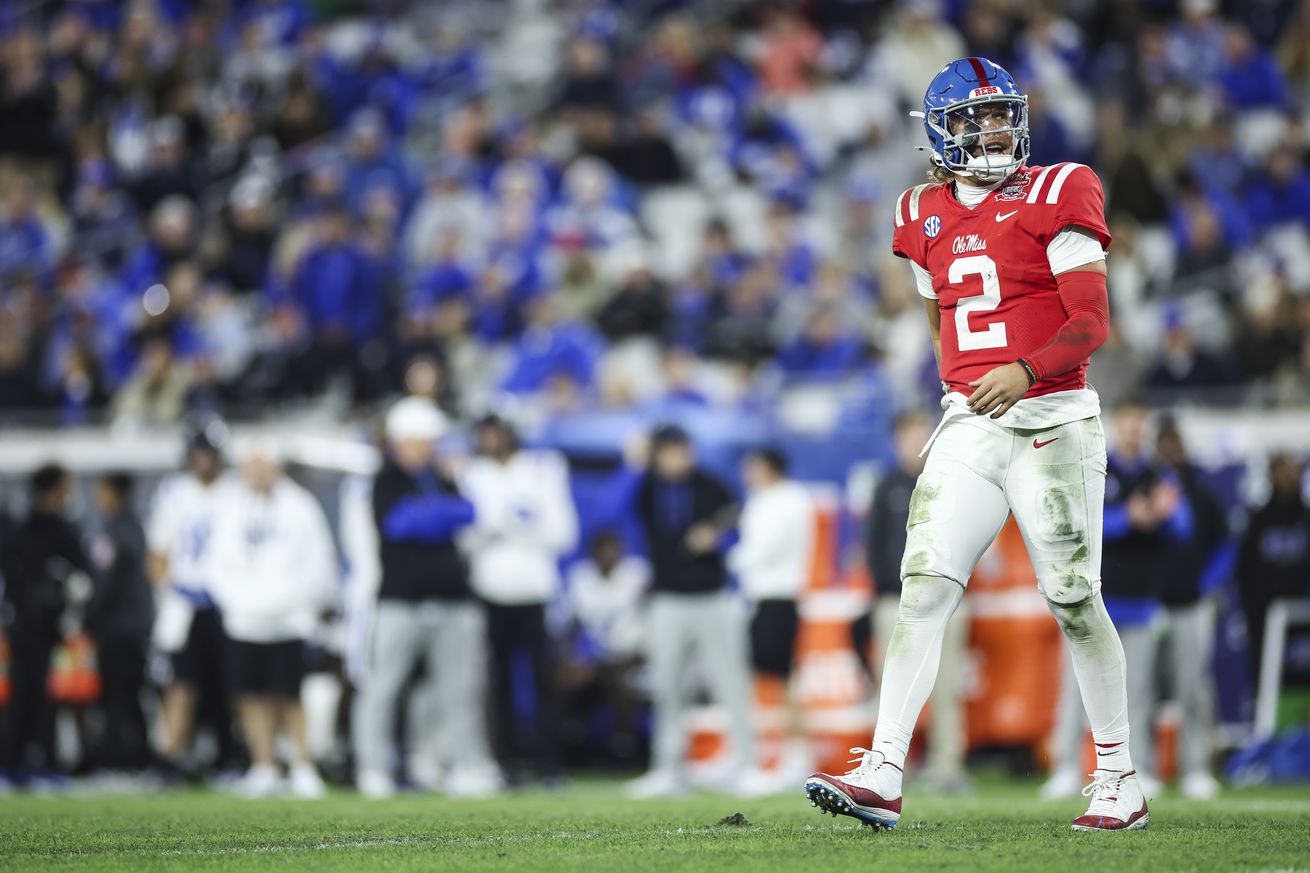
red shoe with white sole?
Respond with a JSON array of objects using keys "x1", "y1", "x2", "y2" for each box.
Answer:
[
  {"x1": 1072, "y1": 769, "x2": 1149, "y2": 832},
  {"x1": 803, "y1": 748, "x2": 903, "y2": 830}
]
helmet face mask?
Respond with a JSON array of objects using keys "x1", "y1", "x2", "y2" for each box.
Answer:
[{"x1": 920, "y1": 58, "x2": 1030, "y2": 183}]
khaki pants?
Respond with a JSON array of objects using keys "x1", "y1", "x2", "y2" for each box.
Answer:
[{"x1": 874, "y1": 592, "x2": 968, "y2": 780}]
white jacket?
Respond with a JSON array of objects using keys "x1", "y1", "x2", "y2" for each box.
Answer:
[
  {"x1": 728, "y1": 480, "x2": 815, "y2": 601},
  {"x1": 566, "y1": 556, "x2": 649, "y2": 660},
  {"x1": 210, "y1": 477, "x2": 338, "y2": 643},
  {"x1": 461, "y1": 450, "x2": 578, "y2": 606}
]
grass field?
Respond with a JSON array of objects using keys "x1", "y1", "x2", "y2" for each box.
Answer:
[{"x1": 1, "y1": 778, "x2": 1308, "y2": 872}]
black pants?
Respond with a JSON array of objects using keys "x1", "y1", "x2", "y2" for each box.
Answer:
[
  {"x1": 486, "y1": 602, "x2": 559, "y2": 779},
  {"x1": 172, "y1": 607, "x2": 243, "y2": 769},
  {"x1": 2, "y1": 627, "x2": 58, "y2": 774},
  {"x1": 92, "y1": 636, "x2": 150, "y2": 771}
]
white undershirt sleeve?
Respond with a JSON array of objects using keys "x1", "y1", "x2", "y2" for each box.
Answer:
[
  {"x1": 1046, "y1": 226, "x2": 1106, "y2": 275},
  {"x1": 908, "y1": 260, "x2": 937, "y2": 299}
]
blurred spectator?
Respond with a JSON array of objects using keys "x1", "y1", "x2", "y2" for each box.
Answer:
[
  {"x1": 111, "y1": 337, "x2": 193, "y2": 428},
  {"x1": 404, "y1": 161, "x2": 486, "y2": 271},
  {"x1": 560, "y1": 531, "x2": 648, "y2": 767},
  {"x1": 555, "y1": 35, "x2": 620, "y2": 115},
  {"x1": 595, "y1": 254, "x2": 668, "y2": 342},
  {"x1": 286, "y1": 201, "x2": 384, "y2": 390},
  {"x1": 85, "y1": 473, "x2": 153, "y2": 775},
  {"x1": 0, "y1": 329, "x2": 44, "y2": 414},
  {"x1": 591, "y1": 107, "x2": 685, "y2": 187},
  {"x1": 1, "y1": 464, "x2": 89, "y2": 786},
  {"x1": 1243, "y1": 144, "x2": 1310, "y2": 235},
  {"x1": 1156, "y1": 419, "x2": 1229, "y2": 799},
  {"x1": 1272, "y1": 334, "x2": 1310, "y2": 407},
  {"x1": 131, "y1": 117, "x2": 200, "y2": 215},
  {"x1": 776, "y1": 303, "x2": 864, "y2": 379},
  {"x1": 146, "y1": 425, "x2": 241, "y2": 780},
  {"x1": 1237, "y1": 453, "x2": 1310, "y2": 673},
  {"x1": 218, "y1": 177, "x2": 277, "y2": 295},
  {"x1": 1233, "y1": 276, "x2": 1303, "y2": 385},
  {"x1": 620, "y1": 425, "x2": 762, "y2": 799},
  {"x1": 500, "y1": 293, "x2": 603, "y2": 404},
  {"x1": 272, "y1": 69, "x2": 332, "y2": 151},
  {"x1": 50, "y1": 343, "x2": 109, "y2": 426},
  {"x1": 866, "y1": 411, "x2": 970, "y2": 793},
  {"x1": 871, "y1": 0, "x2": 967, "y2": 111},
  {"x1": 69, "y1": 160, "x2": 136, "y2": 271},
  {"x1": 728, "y1": 447, "x2": 814, "y2": 789},
  {"x1": 1145, "y1": 309, "x2": 1233, "y2": 397},
  {"x1": 210, "y1": 441, "x2": 335, "y2": 799},
  {"x1": 706, "y1": 260, "x2": 779, "y2": 361},
  {"x1": 0, "y1": 28, "x2": 59, "y2": 163},
  {"x1": 545, "y1": 157, "x2": 638, "y2": 260},
  {"x1": 355, "y1": 397, "x2": 499, "y2": 799},
  {"x1": 755, "y1": 5, "x2": 823, "y2": 97},
  {"x1": 462, "y1": 414, "x2": 578, "y2": 785},
  {"x1": 121, "y1": 196, "x2": 196, "y2": 296},
  {"x1": 1216, "y1": 24, "x2": 1292, "y2": 112},
  {"x1": 1167, "y1": 0, "x2": 1227, "y2": 85},
  {"x1": 0, "y1": 177, "x2": 54, "y2": 284}
]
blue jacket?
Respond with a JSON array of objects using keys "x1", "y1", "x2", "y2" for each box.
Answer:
[
  {"x1": 501, "y1": 322, "x2": 602, "y2": 394},
  {"x1": 291, "y1": 242, "x2": 384, "y2": 343}
]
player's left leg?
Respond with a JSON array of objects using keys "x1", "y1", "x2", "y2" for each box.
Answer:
[{"x1": 1005, "y1": 416, "x2": 1147, "y2": 831}]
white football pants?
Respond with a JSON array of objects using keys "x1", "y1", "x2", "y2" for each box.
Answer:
[{"x1": 871, "y1": 412, "x2": 1133, "y2": 774}]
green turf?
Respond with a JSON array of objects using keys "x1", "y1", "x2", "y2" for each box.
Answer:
[{"x1": 0, "y1": 779, "x2": 1307, "y2": 872}]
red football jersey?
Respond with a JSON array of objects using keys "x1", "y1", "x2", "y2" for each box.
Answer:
[{"x1": 891, "y1": 162, "x2": 1112, "y2": 398}]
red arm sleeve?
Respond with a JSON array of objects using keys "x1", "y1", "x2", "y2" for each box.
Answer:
[{"x1": 1022, "y1": 269, "x2": 1110, "y2": 381}]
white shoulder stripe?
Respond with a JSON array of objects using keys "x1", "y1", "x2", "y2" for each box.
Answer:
[
  {"x1": 894, "y1": 189, "x2": 908, "y2": 227},
  {"x1": 1045, "y1": 162, "x2": 1085, "y2": 204},
  {"x1": 908, "y1": 183, "x2": 930, "y2": 221},
  {"x1": 1026, "y1": 164, "x2": 1059, "y2": 204}
]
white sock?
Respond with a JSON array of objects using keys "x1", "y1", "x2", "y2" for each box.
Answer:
[
  {"x1": 1049, "y1": 593, "x2": 1133, "y2": 773},
  {"x1": 870, "y1": 575, "x2": 965, "y2": 771}
]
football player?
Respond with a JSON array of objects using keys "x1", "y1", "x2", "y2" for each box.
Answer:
[{"x1": 804, "y1": 57, "x2": 1147, "y2": 832}]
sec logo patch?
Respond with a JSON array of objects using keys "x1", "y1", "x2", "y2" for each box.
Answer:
[{"x1": 923, "y1": 215, "x2": 941, "y2": 238}]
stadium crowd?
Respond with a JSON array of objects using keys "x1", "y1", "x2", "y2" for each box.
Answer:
[
  {"x1": 0, "y1": 0, "x2": 1309, "y2": 798},
  {"x1": 0, "y1": 0, "x2": 1308, "y2": 427}
]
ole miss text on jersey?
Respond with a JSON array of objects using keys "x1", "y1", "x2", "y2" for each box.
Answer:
[{"x1": 891, "y1": 162, "x2": 1112, "y2": 399}]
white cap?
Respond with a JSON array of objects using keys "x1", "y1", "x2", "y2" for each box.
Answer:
[{"x1": 386, "y1": 396, "x2": 447, "y2": 441}]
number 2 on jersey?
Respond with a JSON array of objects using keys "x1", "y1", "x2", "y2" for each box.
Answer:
[{"x1": 948, "y1": 254, "x2": 1007, "y2": 351}]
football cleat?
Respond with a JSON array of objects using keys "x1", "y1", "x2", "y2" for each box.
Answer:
[
  {"x1": 802, "y1": 748, "x2": 903, "y2": 829},
  {"x1": 1071, "y1": 769, "x2": 1149, "y2": 831}
]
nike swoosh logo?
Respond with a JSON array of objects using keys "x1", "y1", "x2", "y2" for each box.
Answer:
[
  {"x1": 1033, "y1": 437, "x2": 1059, "y2": 449},
  {"x1": 995, "y1": 210, "x2": 1018, "y2": 222}
]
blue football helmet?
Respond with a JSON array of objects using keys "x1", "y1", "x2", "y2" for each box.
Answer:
[{"x1": 915, "y1": 57, "x2": 1029, "y2": 182}]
